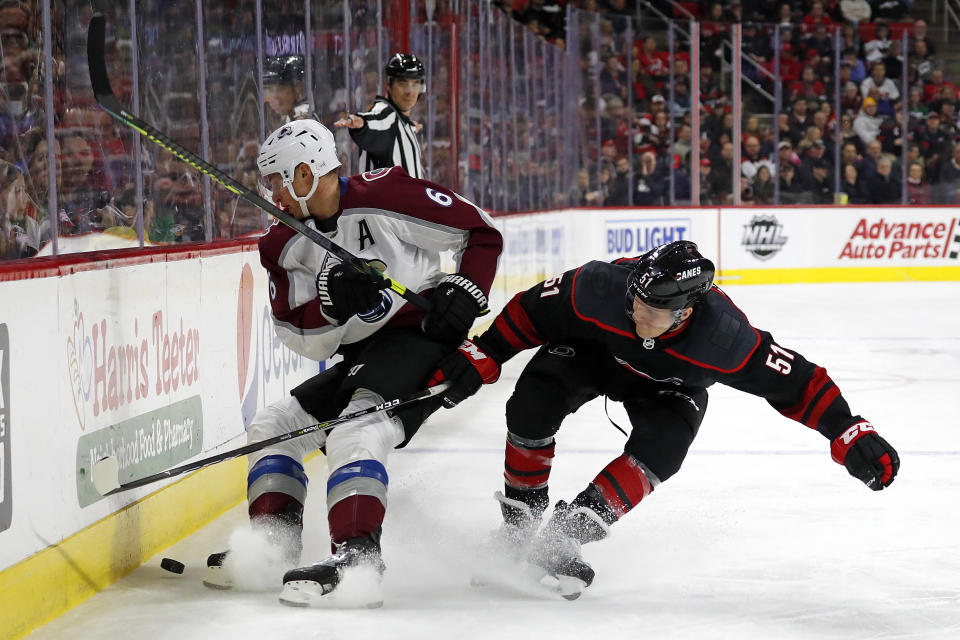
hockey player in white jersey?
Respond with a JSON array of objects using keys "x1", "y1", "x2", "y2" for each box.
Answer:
[{"x1": 204, "y1": 119, "x2": 502, "y2": 607}]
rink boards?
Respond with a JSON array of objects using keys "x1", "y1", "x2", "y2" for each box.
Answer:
[{"x1": 0, "y1": 205, "x2": 958, "y2": 638}]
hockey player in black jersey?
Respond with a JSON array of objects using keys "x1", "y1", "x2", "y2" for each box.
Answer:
[{"x1": 429, "y1": 240, "x2": 899, "y2": 599}]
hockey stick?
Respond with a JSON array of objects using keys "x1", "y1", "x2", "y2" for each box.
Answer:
[
  {"x1": 91, "y1": 382, "x2": 450, "y2": 497},
  {"x1": 85, "y1": 14, "x2": 429, "y2": 312}
]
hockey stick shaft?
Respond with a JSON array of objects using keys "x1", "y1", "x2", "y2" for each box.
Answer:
[
  {"x1": 93, "y1": 382, "x2": 450, "y2": 496},
  {"x1": 86, "y1": 14, "x2": 429, "y2": 312}
]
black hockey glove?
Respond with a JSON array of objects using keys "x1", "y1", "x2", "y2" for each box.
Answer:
[
  {"x1": 830, "y1": 417, "x2": 899, "y2": 491},
  {"x1": 427, "y1": 338, "x2": 500, "y2": 408},
  {"x1": 316, "y1": 262, "x2": 388, "y2": 324},
  {"x1": 421, "y1": 274, "x2": 488, "y2": 347}
]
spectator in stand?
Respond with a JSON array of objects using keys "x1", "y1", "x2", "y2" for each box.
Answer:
[
  {"x1": 912, "y1": 40, "x2": 934, "y2": 83},
  {"x1": 637, "y1": 35, "x2": 669, "y2": 90},
  {"x1": 907, "y1": 86, "x2": 930, "y2": 123},
  {"x1": 861, "y1": 61, "x2": 900, "y2": 115},
  {"x1": 938, "y1": 143, "x2": 960, "y2": 203},
  {"x1": 600, "y1": 55, "x2": 627, "y2": 98},
  {"x1": 931, "y1": 86, "x2": 959, "y2": 126},
  {"x1": 854, "y1": 96, "x2": 884, "y2": 146},
  {"x1": 634, "y1": 151, "x2": 667, "y2": 206},
  {"x1": 569, "y1": 168, "x2": 606, "y2": 207},
  {"x1": 671, "y1": 123, "x2": 693, "y2": 161},
  {"x1": 916, "y1": 112, "x2": 949, "y2": 178},
  {"x1": 752, "y1": 164, "x2": 775, "y2": 204},
  {"x1": 741, "y1": 134, "x2": 774, "y2": 181},
  {"x1": 866, "y1": 156, "x2": 902, "y2": 204},
  {"x1": 872, "y1": 0, "x2": 908, "y2": 20},
  {"x1": 777, "y1": 139, "x2": 800, "y2": 169},
  {"x1": 877, "y1": 110, "x2": 905, "y2": 157},
  {"x1": 906, "y1": 161, "x2": 931, "y2": 204},
  {"x1": 839, "y1": 25, "x2": 866, "y2": 62},
  {"x1": 787, "y1": 98, "x2": 812, "y2": 145},
  {"x1": 742, "y1": 22, "x2": 773, "y2": 67},
  {"x1": 838, "y1": 81, "x2": 860, "y2": 115},
  {"x1": 806, "y1": 158, "x2": 834, "y2": 204},
  {"x1": 778, "y1": 161, "x2": 807, "y2": 203},
  {"x1": 841, "y1": 141, "x2": 863, "y2": 168},
  {"x1": 861, "y1": 140, "x2": 883, "y2": 178},
  {"x1": 710, "y1": 140, "x2": 735, "y2": 203},
  {"x1": 699, "y1": 66, "x2": 724, "y2": 111},
  {"x1": 606, "y1": 156, "x2": 631, "y2": 207},
  {"x1": 838, "y1": 112, "x2": 862, "y2": 152},
  {"x1": 699, "y1": 157, "x2": 719, "y2": 205},
  {"x1": 797, "y1": 125, "x2": 824, "y2": 156},
  {"x1": 840, "y1": 0, "x2": 872, "y2": 22},
  {"x1": 939, "y1": 101, "x2": 958, "y2": 137},
  {"x1": 790, "y1": 65, "x2": 827, "y2": 103},
  {"x1": 841, "y1": 162, "x2": 868, "y2": 204},
  {"x1": 651, "y1": 111, "x2": 671, "y2": 156},
  {"x1": 910, "y1": 19, "x2": 936, "y2": 57},
  {"x1": 841, "y1": 48, "x2": 867, "y2": 85},
  {"x1": 801, "y1": 138, "x2": 832, "y2": 179},
  {"x1": 864, "y1": 22, "x2": 892, "y2": 66},
  {"x1": 804, "y1": 23, "x2": 835, "y2": 65},
  {"x1": 923, "y1": 70, "x2": 958, "y2": 104},
  {"x1": 881, "y1": 40, "x2": 904, "y2": 81},
  {"x1": 776, "y1": 2, "x2": 796, "y2": 26},
  {"x1": 801, "y1": 1, "x2": 833, "y2": 33}
]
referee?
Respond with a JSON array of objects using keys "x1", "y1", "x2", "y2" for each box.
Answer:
[{"x1": 334, "y1": 53, "x2": 425, "y2": 178}]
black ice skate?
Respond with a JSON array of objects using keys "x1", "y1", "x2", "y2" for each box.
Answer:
[
  {"x1": 202, "y1": 517, "x2": 302, "y2": 590},
  {"x1": 279, "y1": 536, "x2": 386, "y2": 608},
  {"x1": 527, "y1": 500, "x2": 609, "y2": 600},
  {"x1": 471, "y1": 491, "x2": 542, "y2": 588}
]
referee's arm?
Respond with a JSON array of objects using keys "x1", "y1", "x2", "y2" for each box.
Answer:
[{"x1": 334, "y1": 103, "x2": 397, "y2": 160}]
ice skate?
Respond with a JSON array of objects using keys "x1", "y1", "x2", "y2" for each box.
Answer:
[
  {"x1": 527, "y1": 500, "x2": 609, "y2": 600},
  {"x1": 471, "y1": 491, "x2": 541, "y2": 587},
  {"x1": 202, "y1": 516, "x2": 302, "y2": 590},
  {"x1": 279, "y1": 536, "x2": 386, "y2": 608}
]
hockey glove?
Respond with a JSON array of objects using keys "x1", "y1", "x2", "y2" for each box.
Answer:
[
  {"x1": 830, "y1": 417, "x2": 899, "y2": 491},
  {"x1": 421, "y1": 274, "x2": 488, "y2": 347},
  {"x1": 316, "y1": 263, "x2": 388, "y2": 324},
  {"x1": 427, "y1": 338, "x2": 500, "y2": 408}
]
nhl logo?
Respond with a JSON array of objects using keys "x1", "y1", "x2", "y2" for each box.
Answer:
[{"x1": 742, "y1": 214, "x2": 788, "y2": 261}]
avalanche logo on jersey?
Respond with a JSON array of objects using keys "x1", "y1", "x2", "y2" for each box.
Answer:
[{"x1": 361, "y1": 167, "x2": 393, "y2": 182}]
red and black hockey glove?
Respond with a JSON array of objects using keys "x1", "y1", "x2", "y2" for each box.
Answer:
[
  {"x1": 830, "y1": 417, "x2": 899, "y2": 491},
  {"x1": 428, "y1": 338, "x2": 500, "y2": 408},
  {"x1": 316, "y1": 263, "x2": 388, "y2": 324},
  {"x1": 421, "y1": 274, "x2": 488, "y2": 347}
]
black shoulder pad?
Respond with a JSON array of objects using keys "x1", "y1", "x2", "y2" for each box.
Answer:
[
  {"x1": 667, "y1": 289, "x2": 761, "y2": 373},
  {"x1": 570, "y1": 261, "x2": 636, "y2": 337}
]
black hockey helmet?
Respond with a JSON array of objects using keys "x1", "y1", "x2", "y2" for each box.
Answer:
[
  {"x1": 625, "y1": 241, "x2": 715, "y2": 312},
  {"x1": 263, "y1": 55, "x2": 305, "y2": 86},
  {"x1": 386, "y1": 52, "x2": 425, "y2": 80}
]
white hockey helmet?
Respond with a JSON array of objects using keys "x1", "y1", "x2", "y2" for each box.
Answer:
[{"x1": 257, "y1": 119, "x2": 341, "y2": 217}]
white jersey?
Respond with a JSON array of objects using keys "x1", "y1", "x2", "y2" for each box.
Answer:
[{"x1": 258, "y1": 167, "x2": 502, "y2": 362}]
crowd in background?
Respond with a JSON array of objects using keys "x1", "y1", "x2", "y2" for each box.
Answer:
[
  {"x1": 562, "y1": 0, "x2": 960, "y2": 207},
  {"x1": 1, "y1": 0, "x2": 959, "y2": 262}
]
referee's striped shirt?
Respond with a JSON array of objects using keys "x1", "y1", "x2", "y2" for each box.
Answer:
[{"x1": 349, "y1": 96, "x2": 424, "y2": 179}]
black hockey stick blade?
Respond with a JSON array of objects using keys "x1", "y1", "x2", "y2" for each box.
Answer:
[
  {"x1": 86, "y1": 14, "x2": 429, "y2": 312},
  {"x1": 91, "y1": 382, "x2": 451, "y2": 496}
]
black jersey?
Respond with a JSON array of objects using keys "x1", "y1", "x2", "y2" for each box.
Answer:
[{"x1": 477, "y1": 259, "x2": 856, "y2": 441}]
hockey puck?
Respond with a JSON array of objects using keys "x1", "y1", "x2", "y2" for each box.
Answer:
[{"x1": 160, "y1": 558, "x2": 185, "y2": 574}]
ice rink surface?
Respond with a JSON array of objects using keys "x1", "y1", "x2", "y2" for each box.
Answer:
[{"x1": 29, "y1": 282, "x2": 960, "y2": 639}]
